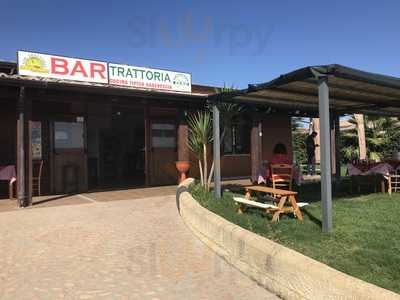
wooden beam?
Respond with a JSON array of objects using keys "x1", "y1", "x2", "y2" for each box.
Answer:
[
  {"x1": 213, "y1": 103, "x2": 221, "y2": 199},
  {"x1": 17, "y1": 87, "x2": 26, "y2": 207},
  {"x1": 144, "y1": 107, "x2": 151, "y2": 187},
  {"x1": 354, "y1": 114, "x2": 367, "y2": 160},
  {"x1": 177, "y1": 110, "x2": 189, "y2": 162},
  {"x1": 318, "y1": 77, "x2": 400, "y2": 100},
  {"x1": 334, "y1": 115, "x2": 341, "y2": 183},
  {"x1": 300, "y1": 79, "x2": 400, "y2": 107},
  {"x1": 16, "y1": 87, "x2": 32, "y2": 207},
  {"x1": 26, "y1": 98, "x2": 33, "y2": 206},
  {"x1": 250, "y1": 118, "x2": 262, "y2": 183},
  {"x1": 235, "y1": 95, "x2": 320, "y2": 110},
  {"x1": 330, "y1": 118, "x2": 336, "y2": 176}
]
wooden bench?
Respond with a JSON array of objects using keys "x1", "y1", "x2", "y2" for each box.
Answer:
[
  {"x1": 233, "y1": 197, "x2": 278, "y2": 214},
  {"x1": 242, "y1": 185, "x2": 308, "y2": 222}
]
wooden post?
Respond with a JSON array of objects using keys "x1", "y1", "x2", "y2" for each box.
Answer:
[
  {"x1": 144, "y1": 107, "x2": 151, "y2": 186},
  {"x1": 334, "y1": 115, "x2": 341, "y2": 182},
  {"x1": 213, "y1": 103, "x2": 221, "y2": 199},
  {"x1": 26, "y1": 97, "x2": 33, "y2": 205},
  {"x1": 251, "y1": 118, "x2": 262, "y2": 183},
  {"x1": 354, "y1": 114, "x2": 366, "y2": 160},
  {"x1": 17, "y1": 87, "x2": 26, "y2": 207},
  {"x1": 16, "y1": 87, "x2": 33, "y2": 207},
  {"x1": 311, "y1": 118, "x2": 321, "y2": 163},
  {"x1": 330, "y1": 116, "x2": 336, "y2": 176},
  {"x1": 49, "y1": 121, "x2": 55, "y2": 194},
  {"x1": 177, "y1": 111, "x2": 189, "y2": 162}
]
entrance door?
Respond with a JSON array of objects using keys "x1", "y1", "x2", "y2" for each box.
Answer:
[
  {"x1": 150, "y1": 121, "x2": 177, "y2": 185},
  {"x1": 53, "y1": 121, "x2": 87, "y2": 194}
]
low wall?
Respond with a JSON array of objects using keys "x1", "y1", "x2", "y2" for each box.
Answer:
[{"x1": 177, "y1": 178, "x2": 400, "y2": 300}]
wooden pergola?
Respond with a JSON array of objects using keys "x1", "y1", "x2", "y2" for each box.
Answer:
[{"x1": 210, "y1": 64, "x2": 400, "y2": 232}]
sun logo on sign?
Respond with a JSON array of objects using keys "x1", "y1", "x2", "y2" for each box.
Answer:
[
  {"x1": 173, "y1": 74, "x2": 190, "y2": 87},
  {"x1": 20, "y1": 55, "x2": 49, "y2": 73}
]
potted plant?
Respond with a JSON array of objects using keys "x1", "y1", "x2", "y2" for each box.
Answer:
[{"x1": 175, "y1": 160, "x2": 190, "y2": 183}]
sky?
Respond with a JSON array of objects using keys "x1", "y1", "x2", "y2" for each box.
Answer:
[{"x1": 1, "y1": 0, "x2": 400, "y2": 88}]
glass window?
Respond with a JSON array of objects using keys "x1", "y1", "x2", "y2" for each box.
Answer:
[
  {"x1": 32, "y1": 121, "x2": 42, "y2": 159},
  {"x1": 54, "y1": 122, "x2": 84, "y2": 149},
  {"x1": 152, "y1": 123, "x2": 176, "y2": 148},
  {"x1": 222, "y1": 125, "x2": 233, "y2": 154},
  {"x1": 222, "y1": 121, "x2": 251, "y2": 155}
]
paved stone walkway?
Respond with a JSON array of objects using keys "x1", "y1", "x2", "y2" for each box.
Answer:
[{"x1": 0, "y1": 193, "x2": 278, "y2": 299}]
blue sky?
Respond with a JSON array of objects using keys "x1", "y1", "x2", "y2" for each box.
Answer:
[{"x1": 1, "y1": 0, "x2": 400, "y2": 88}]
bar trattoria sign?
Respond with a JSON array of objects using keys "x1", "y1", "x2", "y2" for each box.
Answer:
[
  {"x1": 18, "y1": 51, "x2": 108, "y2": 84},
  {"x1": 109, "y1": 63, "x2": 191, "y2": 93},
  {"x1": 17, "y1": 51, "x2": 192, "y2": 92}
]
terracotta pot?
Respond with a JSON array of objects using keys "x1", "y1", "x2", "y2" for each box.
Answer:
[{"x1": 175, "y1": 161, "x2": 190, "y2": 183}]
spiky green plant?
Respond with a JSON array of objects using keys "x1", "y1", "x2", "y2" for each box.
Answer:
[
  {"x1": 188, "y1": 84, "x2": 248, "y2": 192},
  {"x1": 187, "y1": 111, "x2": 213, "y2": 190}
]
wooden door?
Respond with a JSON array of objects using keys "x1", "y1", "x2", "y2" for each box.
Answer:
[
  {"x1": 52, "y1": 121, "x2": 87, "y2": 194},
  {"x1": 149, "y1": 121, "x2": 177, "y2": 185}
]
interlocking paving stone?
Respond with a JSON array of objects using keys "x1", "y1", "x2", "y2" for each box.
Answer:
[{"x1": 0, "y1": 193, "x2": 278, "y2": 299}]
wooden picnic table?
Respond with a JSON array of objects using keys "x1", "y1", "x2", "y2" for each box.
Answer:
[{"x1": 244, "y1": 185, "x2": 303, "y2": 222}]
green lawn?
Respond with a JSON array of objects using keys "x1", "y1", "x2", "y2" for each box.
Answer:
[{"x1": 190, "y1": 183, "x2": 400, "y2": 294}]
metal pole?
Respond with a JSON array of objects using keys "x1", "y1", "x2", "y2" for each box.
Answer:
[
  {"x1": 213, "y1": 103, "x2": 221, "y2": 199},
  {"x1": 318, "y1": 77, "x2": 333, "y2": 232},
  {"x1": 17, "y1": 87, "x2": 26, "y2": 207}
]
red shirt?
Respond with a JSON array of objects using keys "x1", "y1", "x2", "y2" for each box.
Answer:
[{"x1": 270, "y1": 154, "x2": 292, "y2": 165}]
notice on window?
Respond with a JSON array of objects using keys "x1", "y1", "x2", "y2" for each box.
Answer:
[{"x1": 32, "y1": 121, "x2": 42, "y2": 159}]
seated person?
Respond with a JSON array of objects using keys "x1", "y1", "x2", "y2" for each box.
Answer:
[
  {"x1": 254, "y1": 160, "x2": 269, "y2": 185},
  {"x1": 271, "y1": 143, "x2": 292, "y2": 165}
]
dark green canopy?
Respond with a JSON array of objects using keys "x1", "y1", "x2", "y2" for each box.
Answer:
[
  {"x1": 211, "y1": 64, "x2": 400, "y2": 233},
  {"x1": 217, "y1": 64, "x2": 400, "y2": 116}
]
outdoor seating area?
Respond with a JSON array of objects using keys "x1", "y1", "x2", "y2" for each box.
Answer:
[
  {"x1": 4, "y1": 2, "x2": 400, "y2": 298},
  {"x1": 270, "y1": 163, "x2": 293, "y2": 190},
  {"x1": 189, "y1": 181, "x2": 400, "y2": 294},
  {"x1": 347, "y1": 161, "x2": 400, "y2": 194},
  {"x1": 233, "y1": 185, "x2": 308, "y2": 222},
  {"x1": 256, "y1": 162, "x2": 303, "y2": 186}
]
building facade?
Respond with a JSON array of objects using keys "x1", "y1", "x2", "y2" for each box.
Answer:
[{"x1": 0, "y1": 51, "x2": 293, "y2": 205}]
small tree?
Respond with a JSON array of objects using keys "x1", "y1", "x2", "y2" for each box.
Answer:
[
  {"x1": 188, "y1": 84, "x2": 244, "y2": 192},
  {"x1": 187, "y1": 111, "x2": 213, "y2": 191}
]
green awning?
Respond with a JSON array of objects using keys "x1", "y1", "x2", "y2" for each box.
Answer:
[{"x1": 216, "y1": 64, "x2": 400, "y2": 116}]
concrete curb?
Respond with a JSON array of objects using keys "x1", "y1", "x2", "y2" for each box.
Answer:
[{"x1": 177, "y1": 178, "x2": 400, "y2": 300}]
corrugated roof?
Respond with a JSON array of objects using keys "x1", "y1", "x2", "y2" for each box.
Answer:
[
  {"x1": 0, "y1": 72, "x2": 217, "y2": 100},
  {"x1": 216, "y1": 64, "x2": 400, "y2": 116}
]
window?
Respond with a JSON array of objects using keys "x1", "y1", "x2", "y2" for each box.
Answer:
[
  {"x1": 32, "y1": 121, "x2": 42, "y2": 159},
  {"x1": 54, "y1": 122, "x2": 84, "y2": 149},
  {"x1": 151, "y1": 123, "x2": 176, "y2": 148},
  {"x1": 222, "y1": 121, "x2": 251, "y2": 155}
]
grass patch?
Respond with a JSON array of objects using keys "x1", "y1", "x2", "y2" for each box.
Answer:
[{"x1": 190, "y1": 183, "x2": 400, "y2": 294}]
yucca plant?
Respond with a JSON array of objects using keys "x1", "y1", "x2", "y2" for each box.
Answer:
[
  {"x1": 188, "y1": 84, "x2": 245, "y2": 192},
  {"x1": 187, "y1": 111, "x2": 213, "y2": 191}
]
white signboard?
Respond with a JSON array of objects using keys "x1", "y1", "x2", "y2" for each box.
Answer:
[
  {"x1": 109, "y1": 63, "x2": 191, "y2": 93},
  {"x1": 18, "y1": 51, "x2": 108, "y2": 84}
]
